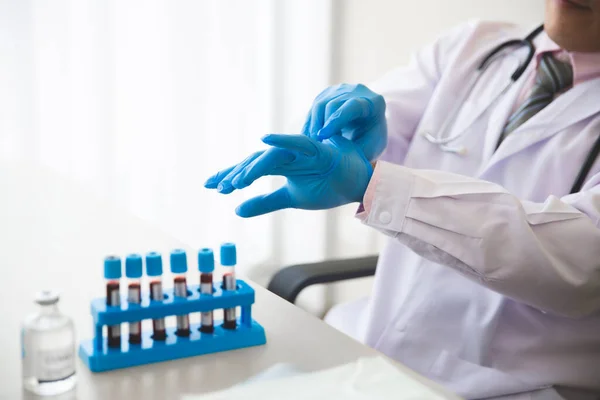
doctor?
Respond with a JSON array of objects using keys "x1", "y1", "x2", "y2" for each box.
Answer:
[{"x1": 206, "y1": 1, "x2": 600, "y2": 399}]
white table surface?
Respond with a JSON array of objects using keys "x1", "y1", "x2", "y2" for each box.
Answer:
[{"x1": 0, "y1": 162, "x2": 460, "y2": 400}]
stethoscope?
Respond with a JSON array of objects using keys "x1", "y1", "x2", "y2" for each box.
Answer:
[{"x1": 422, "y1": 24, "x2": 600, "y2": 194}]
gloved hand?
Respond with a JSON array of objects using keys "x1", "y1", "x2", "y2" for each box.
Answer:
[
  {"x1": 204, "y1": 134, "x2": 373, "y2": 218},
  {"x1": 302, "y1": 83, "x2": 387, "y2": 161}
]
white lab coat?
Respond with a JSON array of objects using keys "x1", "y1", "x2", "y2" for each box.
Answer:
[{"x1": 326, "y1": 20, "x2": 600, "y2": 400}]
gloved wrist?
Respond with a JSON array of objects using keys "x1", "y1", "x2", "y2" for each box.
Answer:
[{"x1": 352, "y1": 150, "x2": 375, "y2": 204}]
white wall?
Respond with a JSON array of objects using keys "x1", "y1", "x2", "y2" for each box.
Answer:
[
  {"x1": 310, "y1": 0, "x2": 546, "y2": 316},
  {"x1": 332, "y1": 0, "x2": 545, "y2": 84}
]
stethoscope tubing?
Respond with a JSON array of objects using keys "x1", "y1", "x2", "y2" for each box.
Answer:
[
  {"x1": 424, "y1": 25, "x2": 542, "y2": 148},
  {"x1": 419, "y1": 24, "x2": 600, "y2": 193}
]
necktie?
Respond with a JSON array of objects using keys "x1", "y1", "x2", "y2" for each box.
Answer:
[{"x1": 497, "y1": 53, "x2": 573, "y2": 146}]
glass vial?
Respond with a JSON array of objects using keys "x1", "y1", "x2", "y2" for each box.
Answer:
[
  {"x1": 170, "y1": 249, "x2": 190, "y2": 337},
  {"x1": 220, "y1": 243, "x2": 237, "y2": 330},
  {"x1": 125, "y1": 254, "x2": 143, "y2": 345},
  {"x1": 146, "y1": 252, "x2": 167, "y2": 341},
  {"x1": 104, "y1": 255, "x2": 122, "y2": 349},
  {"x1": 198, "y1": 248, "x2": 215, "y2": 333},
  {"x1": 21, "y1": 290, "x2": 77, "y2": 396}
]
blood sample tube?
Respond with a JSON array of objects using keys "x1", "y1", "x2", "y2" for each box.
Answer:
[
  {"x1": 145, "y1": 252, "x2": 166, "y2": 341},
  {"x1": 103, "y1": 256, "x2": 122, "y2": 348},
  {"x1": 198, "y1": 248, "x2": 215, "y2": 334},
  {"x1": 170, "y1": 249, "x2": 190, "y2": 337},
  {"x1": 220, "y1": 243, "x2": 237, "y2": 330},
  {"x1": 125, "y1": 254, "x2": 143, "y2": 344}
]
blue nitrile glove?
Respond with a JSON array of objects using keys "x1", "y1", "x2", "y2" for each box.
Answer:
[
  {"x1": 204, "y1": 134, "x2": 373, "y2": 218},
  {"x1": 302, "y1": 83, "x2": 387, "y2": 161}
]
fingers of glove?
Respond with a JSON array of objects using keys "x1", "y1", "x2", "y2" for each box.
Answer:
[
  {"x1": 323, "y1": 98, "x2": 345, "y2": 127},
  {"x1": 308, "y1": 89, "x2": 350, "y2": 138},
  {"x1": 231, "y1": 148, "x2": 295, "y2": 190},
  {"x1": 262, "y1": 134, "x2": 319, "y2": 156},
  {"x1": 303, "y1": 86, "x2": 345, "y2": 138},
  {"x1": 216, "y1": 151, "x2": 264, "y2": 194},
  {"x1": 300, "y1": 110, "x2": 312, "y2": 137},
  {"x1": 204, "y1": 165, "x2": 235, "y2": 189},
  {"x1": 235, "y1": 186, "x2": 292, "y2": 218},
  {"x1": 301, "y1": 87, "x2": 331, "y2": 137},
  {"x1": 308, "y1": 99, "x2": 327, "y2": 140},
  {"x1": 318, "y1": 97, "x2": 372, "y2": 140}
]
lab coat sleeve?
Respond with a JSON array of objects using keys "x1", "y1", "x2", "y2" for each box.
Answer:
[
  {"x1": 367, "y1": 20, "x2": 488, "y2": 165},
  {"x1": 359, "y1": 161, "x2": 600, "y2": 318}
]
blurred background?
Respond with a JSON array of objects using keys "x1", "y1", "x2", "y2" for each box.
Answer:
[{"x1": 0, "y1": 0, "x2": 544, "y2": 316}]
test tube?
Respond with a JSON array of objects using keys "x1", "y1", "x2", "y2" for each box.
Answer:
[
  {"x1": 125, "y1": 254, "x2": 143, "y2": 344},
  {"x1": 171, "y1": 249, "x2": 190, "y2": 337},
  {"x1": 221, "y1": 243, "x2": 237, "y2": 330},
  {"x1": 146, "y1": 252, "x2": 166, "y2": 341},
  {"x1": 104, "y1": 256, "x2": 122, "y2": 348},
  {"x1": 198, "y1": 248, "x2": 215, "y2": 333}
]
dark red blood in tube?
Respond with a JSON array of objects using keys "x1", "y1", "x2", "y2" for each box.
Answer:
[
  {"x1": 174, "y1": 276, "x2": 190, "y2": 336},
  {"x1": 107, "y1": 330, "x2": 121, "y2": 348},
  {"x1": 149, "y1": 280, "x2": 166, "y2": 340},
  {"x1": 106, "y1": 281, "x2": 120, "y2": 306},
  {"x1": 199, "y1": 273, "x2": 214, "y2": 333},
  {"x1": 222, "y1": 273, "x2": 237, "y2": 330},
  {"x1": 174, "y1": 276, "x2": 187, "y2": 289},
  {"x1": 223, "y1": 317, "x2": 237, "y2": 330},
  {"x1": 106, "y1": 281, "x2": 121, "y2": 348},
  {"x1": 152, "y1": 321, "x2": 167, "y2": 340},
  {"x1": 176, "y1": 327, "x2": 191, "y2": 337},
  {"x1": 128, "y1": 283, "x2": 142, "y2": 344}
]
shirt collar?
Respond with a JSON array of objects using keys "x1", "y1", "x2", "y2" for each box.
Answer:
[{"x1": 534, "y1": 31, "x2": 600, "y2": 86}]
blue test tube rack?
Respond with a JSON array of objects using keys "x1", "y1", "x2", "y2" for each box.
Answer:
[{"x1": 78, "y1": 248, "x2": 267, "y2": 372}]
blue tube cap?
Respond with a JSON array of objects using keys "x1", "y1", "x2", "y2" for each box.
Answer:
[
  {"x1": 104, "y1": 256, "x2": 122, "y2": 279},
  {"x1": 170, "y1": 249, "x2": 188, "y2": 273},
  {"x1": 198, "y1": 248, "x2": 215, "y2": 273},
  {"x1": 220, "y1": 243, "x2": 236, "y2": 266},
  {"x1": 125, "y1": 254, "x2": 143, "y2": 278},
  {"x1": 145, "y1": 252, "x2": 163, "y2": 276}
]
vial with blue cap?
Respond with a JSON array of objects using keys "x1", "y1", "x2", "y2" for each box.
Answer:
[
  {"x1": 125, "y1": 254, "x2": 143, "y2": 344},
  {"x1": 171, "y1": 249, "x2": 191, "y2": 337},
  {"x1": 146, "y1": 252, "x2": 167, "y2": 340},
  {"x1": 220, "y1": 243, "x2": 237, "y2": 330},
  {"x1": 104, "y1": 255, "x2": 122, "y2": 348},
  {"x1": 198, "y1": 248, "x2": 215, "y2": 333}
]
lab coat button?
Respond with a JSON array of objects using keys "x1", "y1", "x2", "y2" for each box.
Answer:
[{"x1": 378, "y1": 211, "x2": 392, "y2": 224}]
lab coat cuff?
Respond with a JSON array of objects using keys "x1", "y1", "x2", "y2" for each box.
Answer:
[
  {"x1": 356, "y1": 161, "x2": 381, "y2": 217},
  {"x1": 357, "y1": 161, "x2": 414, "y2": 233}
]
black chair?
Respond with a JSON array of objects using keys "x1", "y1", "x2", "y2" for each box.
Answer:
[{"x1": 266, "y1": 255, "x2": 378, "y2": 304}]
